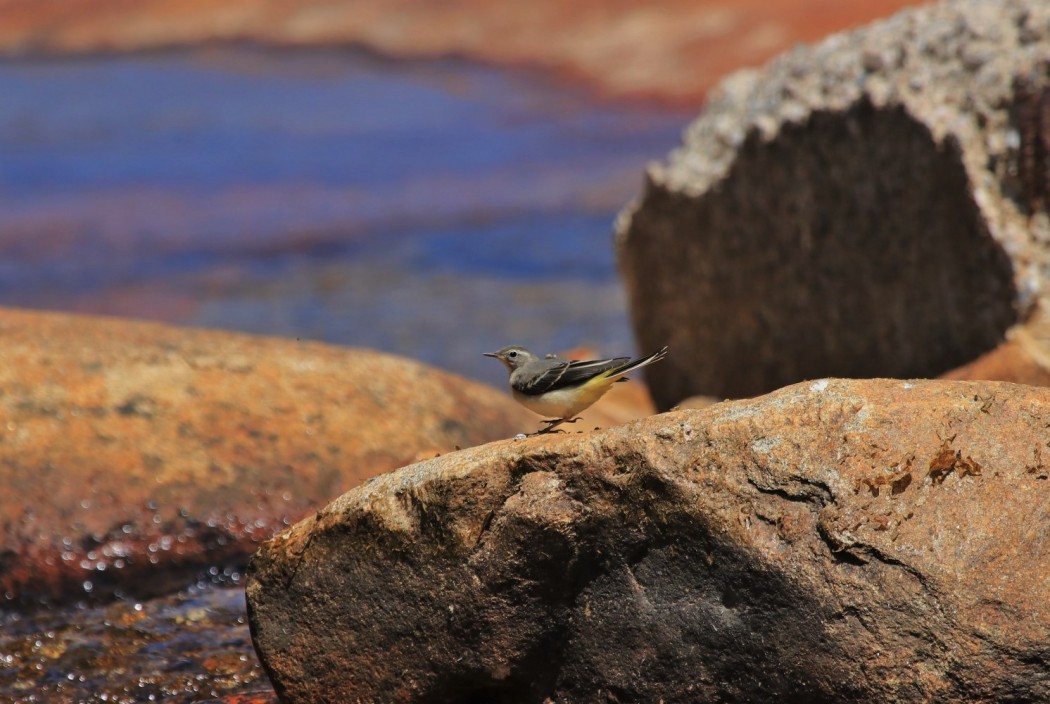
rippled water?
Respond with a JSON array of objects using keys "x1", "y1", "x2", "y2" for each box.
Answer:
[
  {"x1": 0, "y1": 45, "x2": 693, "y2": 387},
  {"x1": 0, "y1": 583, "x2": 273, "y2": 703}
]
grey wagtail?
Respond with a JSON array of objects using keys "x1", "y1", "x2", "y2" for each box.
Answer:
[{"x1": 484, "y1": 345, "x2": 668, "y2": 435}]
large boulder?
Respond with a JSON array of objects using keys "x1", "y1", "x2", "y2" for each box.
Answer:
[
  {"x1": 617, "y1": 0, "x2": 1050, "y2": 407},
  {"x1": 0, "y1": 307, "x2": 534, "y2": 606},
  {"x1": 247, "y1": 378, "x2": 1049, "y2": 703}
]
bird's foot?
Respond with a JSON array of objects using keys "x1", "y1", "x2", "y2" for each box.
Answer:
[
  {"x1": 528, "y1": 417, "x2": 581, "y2": 436},
  {"x1": 540, "y1": 417, "x2": 580, "y2": 426}
]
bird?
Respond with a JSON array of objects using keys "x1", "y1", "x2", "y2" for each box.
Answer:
[{"x1": 484, "y1": 345, "x2": 668, "y2": 435}]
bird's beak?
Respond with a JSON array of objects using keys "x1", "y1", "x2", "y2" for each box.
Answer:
[{"x1": 483, "y1": 352, "x2": 499, "y2": 358}]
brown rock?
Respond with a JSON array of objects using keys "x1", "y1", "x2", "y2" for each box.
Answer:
[
  {"x1": 673, "y1": 393, "x2": 722, "y2": 410},
  {"x1": 617, "y1": 0, "x2": 1050, "y2": 408},
  {"x1": 0, "y1": 307, "x2": 533, "y2": 607},
  {"x1": 246, "y1": 378, "x2": 1050, "y2": 703},
  {"x1": 0, "y1": 0, "x2": 923, "y2": 103},
  {"x1": 182, "y1": 693, "x2": 278, "y2": 704}
]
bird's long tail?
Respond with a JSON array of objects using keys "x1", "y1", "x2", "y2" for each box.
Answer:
[{"x1": 602, "y1": 345, "x2": 668, "y2": 383}]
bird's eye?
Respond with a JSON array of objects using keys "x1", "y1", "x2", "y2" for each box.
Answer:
[{"x1": 508, "y1": 351, "x2": 517, "y2": 358}]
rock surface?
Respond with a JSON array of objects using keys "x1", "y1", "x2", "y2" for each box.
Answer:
[
  {"x1": 247, "y1": 378, "x2": 1050, "y2": 703},
  {"x1": 0, "y1": 307, "x2": 534, "y2": 607},
  {"x1": 617, "y1": 0, "x2": 1050, "y2": 407},
  {"x1": 0, "y1": 0, "x2": 923, "y2": 103}
]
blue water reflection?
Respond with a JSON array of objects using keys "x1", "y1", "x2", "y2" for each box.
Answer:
[{"x1": 0, "y1": 46, "x2": 692, "y2": 382}]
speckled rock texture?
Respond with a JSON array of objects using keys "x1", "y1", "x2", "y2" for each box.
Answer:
[
  {"x1": 0, "y1": 307, "x2": 534, "y2": 607},
  {"x1": 247, "y1": 378, "x2": 1049, "y2": 703},
  {"x1": 618, "y1": 0, "x2": 1050, "y2": 408}
]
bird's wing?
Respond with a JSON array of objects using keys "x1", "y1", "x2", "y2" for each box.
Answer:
[{"x1": 515, "y1": 357, "x2": 630, "y2": 395}]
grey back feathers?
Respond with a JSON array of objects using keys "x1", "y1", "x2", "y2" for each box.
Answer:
[{"x1": 486, "y1": 345, "x2": 668, "y2": 398}]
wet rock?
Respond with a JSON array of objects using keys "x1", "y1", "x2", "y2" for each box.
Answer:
[
  {"x1": 246, "y1": 378, "x2": 1050, "y2": 703},
  {"x1": 0, "y1": 0, "x2": 922, "y2": 103},
  {"x1": 617, "y1": 0, "x2": 1050, "y2": 407},
  {"x1": 0, "y1": 307, "x2": 534, "y2": 607},
  {"x1": 196, "y1": 694, "x2": 279, "y2": 704},
  {"x1": 0, "y1": 584, "x2": 275, "y2": 703}
]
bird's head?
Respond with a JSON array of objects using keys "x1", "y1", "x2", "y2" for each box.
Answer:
[{"x1": 483, "y1": 345, "x2": 538, "y2": 372}]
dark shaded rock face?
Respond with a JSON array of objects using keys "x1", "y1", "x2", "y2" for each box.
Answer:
[
  {"x1": 0, "y1": 307, "x2": 534, "y2": 607},
  {"x1": 247, "y1": 379, "x2": 1049, "y2": 703},
  {"x1": 617, "y1": 0, "x2": 1050, "y2": 407}
]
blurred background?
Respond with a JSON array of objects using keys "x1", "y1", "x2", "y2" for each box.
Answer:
[{"x1": 0, "y1": 0, "x2": 923, "y2": 390}]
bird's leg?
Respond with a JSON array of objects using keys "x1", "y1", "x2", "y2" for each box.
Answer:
[
  {"x1": 530, "y1": 418, "x2": 566, "y2": 435},
  {"x1": 530, "y1": 417, "x2": 581, "y2": 436}
]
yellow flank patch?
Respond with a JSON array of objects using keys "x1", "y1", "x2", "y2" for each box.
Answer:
[{"x1": 513, "y1": 374, "x2": 620, "y2": 418}]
